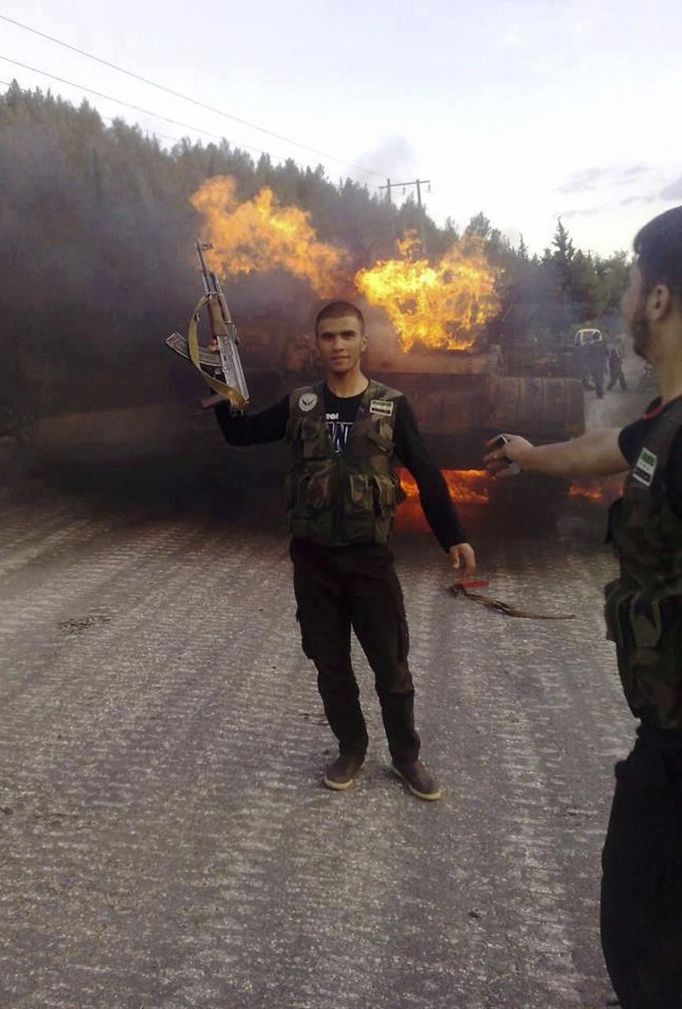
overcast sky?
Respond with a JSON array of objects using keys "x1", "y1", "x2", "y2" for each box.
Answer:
[{"x1": 1, "y1": 0, "x2": 681, "y2": 257}]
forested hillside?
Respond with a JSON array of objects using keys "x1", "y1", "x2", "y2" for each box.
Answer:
[{"x1": 0, "y1": 83, "x2": 631, "y2": 410}]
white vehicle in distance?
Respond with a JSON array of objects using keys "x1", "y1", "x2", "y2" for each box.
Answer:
[{"x1": 572, "y1": 327, "x2": 605, "y2": 347}]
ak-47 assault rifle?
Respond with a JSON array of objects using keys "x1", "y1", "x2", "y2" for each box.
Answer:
[{"x1": 166, "y1": 240, "x2": 249, "y2": 410}]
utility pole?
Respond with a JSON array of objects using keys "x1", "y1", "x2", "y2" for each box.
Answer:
[{"x1": 379, "y1": 177, "x2": 431, "y2": 254}]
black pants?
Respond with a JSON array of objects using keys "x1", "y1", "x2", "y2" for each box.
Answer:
[
  {"x1": 601, "y1": 726, "x2": 682, "y2": 1008},
  {"x1": 590, "y1": 365, "x2": 605, "y2": 397},
  {"x1": 291, "y1": 538, "x2": 420, "y2": 764}
]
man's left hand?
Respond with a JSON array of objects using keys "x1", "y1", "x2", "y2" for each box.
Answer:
[{"x1": 449, "y1": 542, "x2": 476, "y2": 578}]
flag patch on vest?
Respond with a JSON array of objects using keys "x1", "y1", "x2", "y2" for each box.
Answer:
[
  {"x1": 298, "y1": 392, "x2": 318, "y2": 412},
  {"x1": 632, "y1": 447, "x2": 657, "y2": 487},
  {"x1": 370, "y1": 399, "x2": 394, "y2": 417}
]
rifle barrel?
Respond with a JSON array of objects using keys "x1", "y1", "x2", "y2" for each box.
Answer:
[{"x1": 195, "y1": 238, "x2": 212, "y2": 295}]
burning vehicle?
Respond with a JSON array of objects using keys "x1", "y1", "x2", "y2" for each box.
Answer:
[
  {"x1": 158, "y1": 174, "x2": 592, "y2": 522},
  {"x1": 189, "y1": 175, "x2": 585, "y2": 474}
]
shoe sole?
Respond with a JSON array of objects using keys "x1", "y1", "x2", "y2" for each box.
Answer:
[
  {"x1": 323, "y1": 774, "x2": 357, "y2": 791},
  {"x1": 323, "y1": 763, "x2": 364, "y2": 791},
  {"x1": 391, "y1": 764, "x2": 442, "y2": 801}
]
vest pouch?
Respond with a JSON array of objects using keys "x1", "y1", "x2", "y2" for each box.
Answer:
[
  {"x1": 372, "y1": 474, "x2": 398, "y2": 514},
  {"x1": 605, "y1": 579, "x2": 682, "y2": 727},
  {"x1": 604, "y1": 579, "x2": 626, "y2": 644},
  {"x1": 343, "y1": 474, "x2": 377, "y2": 542},
  {"x1": 299, "y1": 417, "x2": 329, "y2": 460},
  {"x1": 629, "y1": 595, "x2": 664, "y2": 652},
  {"x1": 307, "y1": 472, "x2": 332, "y2": 510},
  {"x1": 630, "y1": 595, "x2": 682, "y2": 729},
  {"x1": 287, "y1": 471, "x2": 332, "y2": 513},
  {"x1": 365, "y1": 424, "x2": 394, "y2": 452},
  {"x1": 348, "y1": 473, "x2": 374, "y2": 509},
  {"x1": 288, "y1": 470, "x2": 334, "y2": 543}
]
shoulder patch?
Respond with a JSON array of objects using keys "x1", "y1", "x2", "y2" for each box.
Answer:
[
  {"x1": 369, "y1": 399, "x2": 394, "y2": 417},
  {"x1": 632, "y1": 446, "x2": 657, "y2": 487},
  {"x1": 298, "y1": 392, "x2": 318, "y2": 412}
]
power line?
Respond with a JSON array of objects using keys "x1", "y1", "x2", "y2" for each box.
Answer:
[
  {"x1": 380, "y1": 178, "x2": 432, "y2": 252},
  {"x1": 0, "y1": 13, "x2": 385, "y2": 178},
  {"x1": 0, "y1": 56, "x2": 288, "y2": 160},
  {"x1": 2, "y1": 72, "x2": 214, "y2": 149}
]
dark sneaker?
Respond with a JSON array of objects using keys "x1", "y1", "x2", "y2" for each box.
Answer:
[
  {"x1": 324, "y1": 753, "x2": 365, "y2": 791},
  {"x1": 391, "y1": 759, "x2": 442, "y2": 801}
]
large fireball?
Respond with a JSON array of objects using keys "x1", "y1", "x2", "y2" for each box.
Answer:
[
  {"x1": 356, "y1": 232, "x2": 501, "y2": 351},
  {"x1": 190, "y1": 175, "x2": 349, "y2": 297}
]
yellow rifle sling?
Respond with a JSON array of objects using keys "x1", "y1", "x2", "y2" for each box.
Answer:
[{"x1": 187, "y1": 294, "x2": 248, "y2": 410}]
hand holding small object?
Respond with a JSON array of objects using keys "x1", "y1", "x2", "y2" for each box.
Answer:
[{"x1": 483, "y1": 433, "x2": 533, "y2": 477}]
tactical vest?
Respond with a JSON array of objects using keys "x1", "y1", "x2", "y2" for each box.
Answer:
[
  {"x1": 285, "y1": 380, "x2": 404, "y2": 547},
  {"x1": 604, "y1": 397, "x2": 682, "y2": 729}
]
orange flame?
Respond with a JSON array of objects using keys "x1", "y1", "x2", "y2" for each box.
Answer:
[
  {"x1": 569, "y1": 477, "x2": 623, "y2": 504},
  {"x1": 397, "y1": 472, "x2": 624, "y2": 534},
  {"x1": 397, "y1": 468, "x2": 490, "y2": 532},
  {"x1": 190, "y1": 178, "x2": 502, "y2": 350},
  {"x1": 190, "y1": 176, "x2": 349, "y2": 296},
  {"x1": 355, "y1": 233, "x2": 501, "y2": 351}
]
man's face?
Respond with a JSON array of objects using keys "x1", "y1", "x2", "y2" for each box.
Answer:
[
  {"x1": 621, "y1": 261, "x2": 653, "y2": 360},
  {"x1": 316, "y1": 314, "x2": 367, "y2": 375}
]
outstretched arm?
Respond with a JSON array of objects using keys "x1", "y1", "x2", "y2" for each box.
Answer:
[
  {"x1": 484, "y1": 428, "x2": 628, "y2": 479},
  {"x1": 394, "y1": 397, "x2": 476, "y2": 577}
]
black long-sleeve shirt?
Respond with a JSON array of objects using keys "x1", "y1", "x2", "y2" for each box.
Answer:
[{"x1": 215, "y1": 384, "x2": 467, "y2": 550}]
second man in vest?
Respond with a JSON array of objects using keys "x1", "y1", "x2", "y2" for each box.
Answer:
[{"x1": 484, "y1": 206, "x2": 682, "y2": 1009}]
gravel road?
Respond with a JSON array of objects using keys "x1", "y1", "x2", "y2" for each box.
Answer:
[{"x1": 0, "y1": 393, "x2": 648, "y2": 1009}]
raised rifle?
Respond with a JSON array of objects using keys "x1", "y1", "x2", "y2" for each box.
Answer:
[{"x1": 166, "y1": 239, "x2": 249, "y2": 409}]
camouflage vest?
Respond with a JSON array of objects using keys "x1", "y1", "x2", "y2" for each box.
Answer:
[
  {"x1": 604, "y1": 397, "x2": 682, "y2": 728},
  {"x1": 285, "y1": 380, "x2": 404, "y2": 547}
]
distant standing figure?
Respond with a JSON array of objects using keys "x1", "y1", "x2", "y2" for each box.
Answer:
[
  {"x1": 585, "y1": 334, "x2": 609, "y2": 398},
  {"x1": 608, "y1": 339, "x2": 628, "y2": 391}
]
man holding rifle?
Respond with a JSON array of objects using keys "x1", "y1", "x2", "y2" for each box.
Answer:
[
  {"x1": 216, "y1": 300, "x2": 475, "y2": 800},
  {"x1": 484, "y1": 206, "x2": 682, "y2": 1009}
]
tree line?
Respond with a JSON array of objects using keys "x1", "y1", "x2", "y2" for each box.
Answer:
[{"x1": 0, "y1": 83, "x2": 631, "y2": 407}]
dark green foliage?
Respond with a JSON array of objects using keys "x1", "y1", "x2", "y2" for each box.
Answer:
[
  {"x1": 0, "y1": 82, "x2": 632, "y2": 409},
  {"x1": 494, "y1": 219, "x2": 631, "y2": 350}
]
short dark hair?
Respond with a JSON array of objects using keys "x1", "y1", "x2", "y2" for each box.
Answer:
[
  {"x1": 633, "y1": 206, "x2": 682, "y2": 300},
  {"x1": 315, "y1": 300, "x2": 365, "y2": 336}
]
